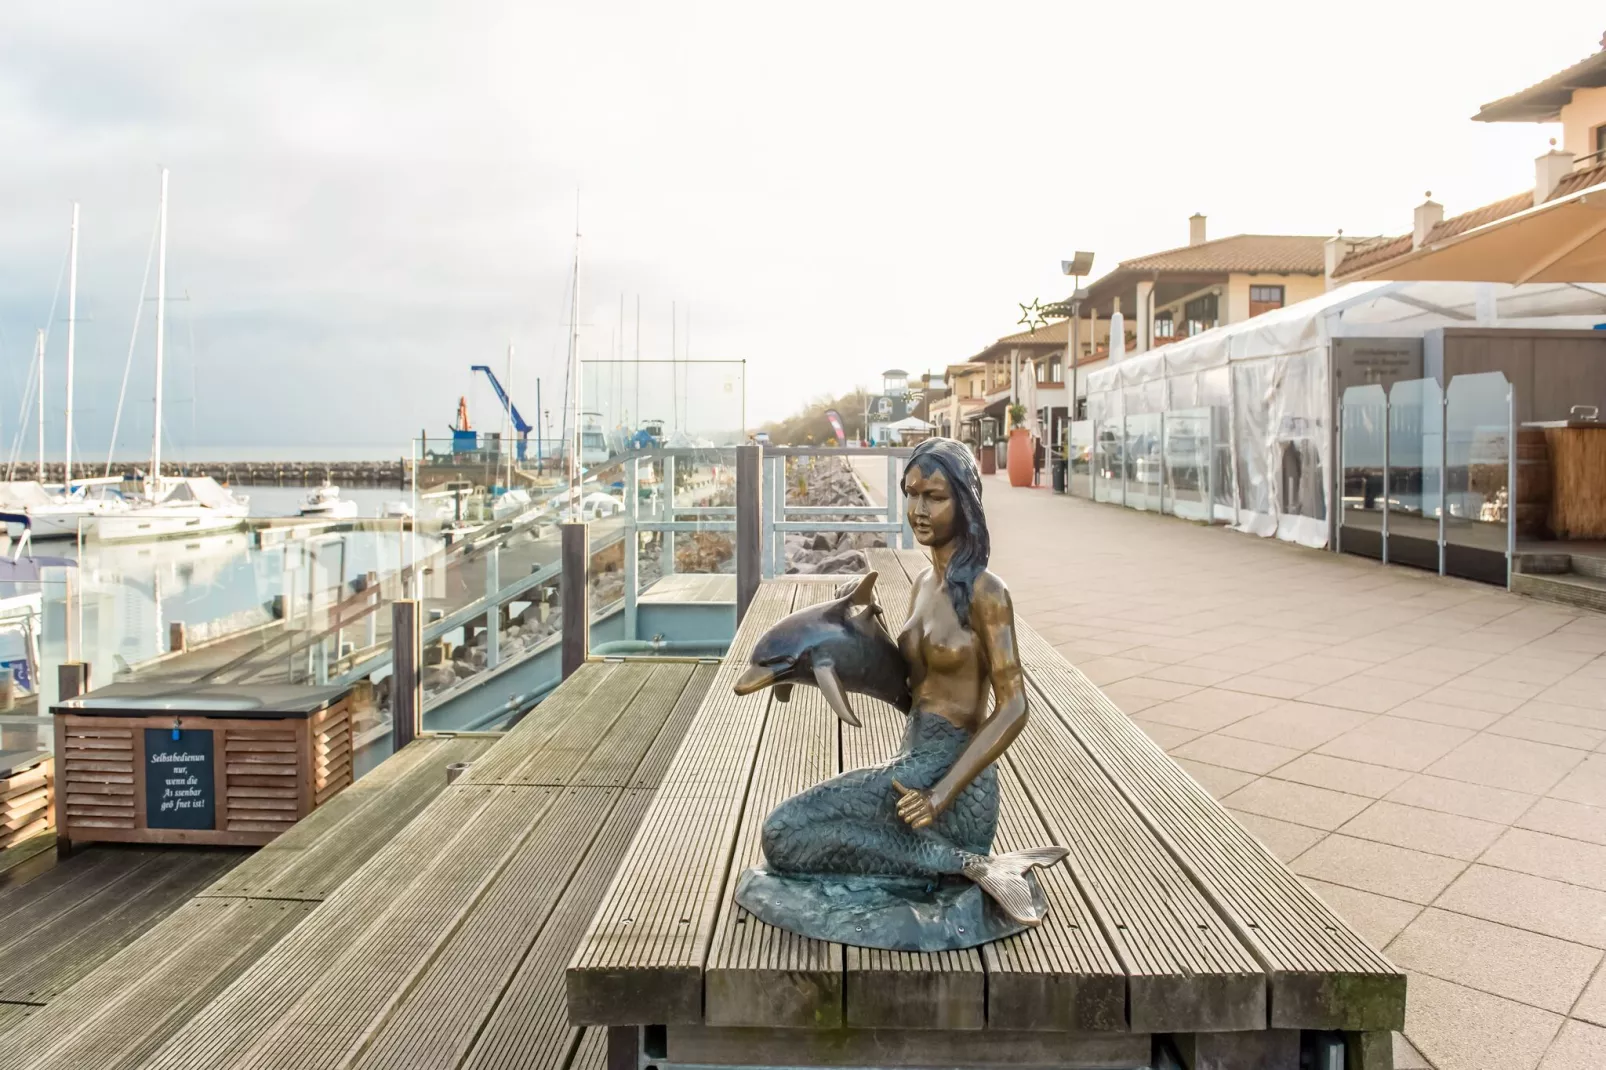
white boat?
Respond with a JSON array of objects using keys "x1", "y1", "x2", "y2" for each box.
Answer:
[
  {"x1": 95, "y1": 476, "x2": 249, "y2": 543},
  {"x1": 381, "y1": 500, "x2": 414, "y2": 520},
  {"x1": 300, "y1": 481, "x2": 359, "y2": 519},
  {"x1": 491, "y1": 488, "x2": 532, "y2": 521}
]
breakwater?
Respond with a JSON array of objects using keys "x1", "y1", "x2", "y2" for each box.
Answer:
[{"x1": 7, "y1": 459, "x2": 410, "y2": 487}]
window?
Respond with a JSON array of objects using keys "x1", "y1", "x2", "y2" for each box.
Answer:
[
  {"x1": 1154, "y1": 313, "x2": 1175, "y2": 340},
  {"x1": 1184, "y1": 294, "x2": 1218, "y2": 336},
  {"x1": 1249, "y1": 285, "x2": 1284, "y2": 318},
  {"x1": 1048, "y1": 356, "x2": 1061, "y2": 383},
  {"x1": 1036, "y1": 361, "x2": 1046, "y2": 383}
]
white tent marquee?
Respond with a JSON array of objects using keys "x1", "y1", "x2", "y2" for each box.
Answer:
[{"x1": 1082, "y1": 281, "x2": 1606, "y2": 548}]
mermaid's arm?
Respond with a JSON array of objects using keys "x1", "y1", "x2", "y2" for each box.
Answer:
[{"x1": 897, "y1": 573, "x2": 1027, "y2": 826}]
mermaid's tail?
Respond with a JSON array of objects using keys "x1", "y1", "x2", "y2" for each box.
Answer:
[{"x1": 961, "y1": 847, "x2": 1069, "y2": 925}]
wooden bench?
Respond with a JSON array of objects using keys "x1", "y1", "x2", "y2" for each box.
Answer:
[{"x1": 566, "y1": 549, "x2": 1404, "y2": 1070}]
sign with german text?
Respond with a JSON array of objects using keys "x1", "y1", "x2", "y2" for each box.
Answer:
[{"x1": 144, "y1": 729, "x2": 216, "y2": 830}]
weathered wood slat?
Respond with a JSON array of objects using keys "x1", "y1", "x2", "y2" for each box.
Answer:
[
  {"x1": 983, "y1": 767, "x2": 1126, "y2": 1032},
  {"x1": 567, "y1": 581, "x2": 799, "y2": 1026},
  {"x1": 1016, "y1": 624, "x2": 1406, "y2": 1032},
  {"x1": 464, "y1": 664, "x2": 614, "y2": 785},
  {"x1": 567, "y1": 1027, "x2": 607, "y2": 1070},
  {"x1": 665, "y1": 1025, "x2": 1153, "y2": 1068},
  {"x1": 1007, "y1": 687, "x2": 1265, "y2": 1033},
  {"x1": 629, "y1": 664, "x2": 720, "y2": 791},
  {"x1": 0, "y1": 849, "x2": 163, "y2": 953},
  {"x1": 706, "y1": 584, "x2": 842, "y2": 1028},
  {"x1": 567, "y1": 664, "x2": 699, "y2": 789}
]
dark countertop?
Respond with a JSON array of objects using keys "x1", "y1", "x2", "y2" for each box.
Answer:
[{"x1": 52, "y1": 682, "x2": 351, "y2": 720}]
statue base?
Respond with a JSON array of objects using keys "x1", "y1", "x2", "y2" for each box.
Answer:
[{"x1": 733, "y1": 864, "x2": 1045, "y2": 952}]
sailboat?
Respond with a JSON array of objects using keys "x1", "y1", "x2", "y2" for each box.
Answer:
[
  {"x1": 0, "y1": 208, "x2": 133, "y2": 540},
  {"x1": 94, "y1": 170, "x2": 249, "y2": 543}
]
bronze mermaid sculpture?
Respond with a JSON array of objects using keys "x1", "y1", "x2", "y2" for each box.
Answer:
[{"x1": 731, "y1": 437, "x2": 1067, "y2": 951}]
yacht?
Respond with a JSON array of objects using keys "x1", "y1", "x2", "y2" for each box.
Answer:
[
  {"x1": 95, "y1": 476, "x2": 250, "y2": 543},
  {"x1": 0, "y1": 481, "x2": 129, "y2": 541},
  {"x1": 299, "y1": 481, "x2": 359, "y2": 519}
]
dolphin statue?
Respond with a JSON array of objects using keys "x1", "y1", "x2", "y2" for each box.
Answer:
[{"x1": 732, "y1": 571, "x2": 911, "y2": 727}]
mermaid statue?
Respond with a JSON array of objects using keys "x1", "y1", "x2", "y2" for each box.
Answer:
[{"x1": 730, "y1": 437, "x2": 1068, "y2": 951}]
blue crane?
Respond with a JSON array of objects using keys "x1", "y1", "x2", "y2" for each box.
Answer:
[{"x1": 471, "y1": 364, "x2": 532, "y2": 461}]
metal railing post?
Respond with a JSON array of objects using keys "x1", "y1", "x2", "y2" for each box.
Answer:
[
  {"x1": 1439, "y1": 390, "x2": 1448, "y2": 576},
  {"x1": 561, "y1": 522, "x2": 589, "y2": 678},
  {"x1": 1335, "y1": 397, "x2": 1344, "y2": 554},
  {"x1": 484, "y1": 544, "x2": 500, "y2": 671},
  {"x1": 760, "y1": 455, "x2": 774, "y2": 579},
  {"x1": 391, "y1": 600, "x2": 421, "y2": 751},
  {"x1": 662, "y1": 454, "x2": 676, "y2": 576},
  {"x1": 736, "y1": 444, "x2": 761, "y2": 623},
  {"x1": 625, "y1": 456, "x2": 639, "y2": 639},
  {"x1": 1507, "y1": 384, "x2": 1516, "y2": 590},
  {"x1": 1381, "y1": 395, "x2": 1391, "y2": 566}
]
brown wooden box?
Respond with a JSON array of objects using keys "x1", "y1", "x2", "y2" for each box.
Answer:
[{"x1": 50, "y1": 683, "x2": 354, "y2": 848}]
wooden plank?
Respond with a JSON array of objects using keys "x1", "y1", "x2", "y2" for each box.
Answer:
[
  {"x1": 666, "y1": 1025, "x2": 1152, "y2": 1069},
  {"x1": 567, "y1": 664, "x2": 698, "y2": 790},
  {"x1": 838, "y1": 558, "x2": 987, "y2": 1031},
  {"x1": 0, "y1": 897, "x2": 311, "y2": 1070},
  {"x1": 567, "y1": 1028, "x2": 607, "y2": 1070},
  {"x1": 705, "y1": 583, "x2": 842, "y2": 1028},
  {"x1": 463, "y1": 665, "x2": 614, "y2": 785},
  {"x1": 735, "y1": 444, "x2": 761, "y2": 622},
  {"x1": 462, "y1": 793, "x2": 653, "y2": 1070},
  {"x1": 1006, "y1": 687, "x2": 1265, "y2": 1033},
  {"x1": 983, "y1": 766, "x2": 1126, "y2": 1033},
  {"x1": 561, "y1": 522, "x2": 590, "y2": 679},
  {"x1": 628, "y1": 665, "x2": 718, "y2": 791},
  {"x1": 139, "y1": 784, "x2": 534, "y2": 1069},
  {"x1": 566, "y1": 581, "x2": 799, "y2": 1026},
  {"x1": 1016, "y1": 624, "x2": 1405, "y2": 1032},
  {"x1": 0, "y1": 833, "x2": 55, "y2": 879},
  {"x1": 0, "y1": 848, "x2": 164, "y2": 956},
  {"x1": 199, "y1": 735, "x2": 495, "y2": 902},
  {"x1": 0, "y1": 849, "x2": 244, "y2": 1004},
  {"x1": 0, "y1": 1006, "x2": 31, "y2": 1040},
  {"x1": 477, "y1": 663, "x2": 655, "y2": 786}
]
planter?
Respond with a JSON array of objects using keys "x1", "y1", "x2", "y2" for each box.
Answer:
[{"x1": 1007, "y1": 428, "x2": 1033, "y2": 487}]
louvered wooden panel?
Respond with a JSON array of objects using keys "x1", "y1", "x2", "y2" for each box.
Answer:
[
  {"x1": 223, "y1": 726, "x2": 299, "y2": 834},
  {"x1": 0, "y1": 756, "x2": 53, "y2": 849},
  {"x1": 310, "y1": 699, "x2": 353, "y2": 806},
  {"x1": 62, "y1": 726, "x2": 135, "y2": 830}
]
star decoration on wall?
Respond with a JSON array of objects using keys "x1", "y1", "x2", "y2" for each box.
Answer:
[{"x1": 1017, "y1": 299, "x2": 1048, "y2": 332}]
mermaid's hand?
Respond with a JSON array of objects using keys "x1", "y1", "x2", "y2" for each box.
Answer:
[{"x1": 892, "y1": 779, "x2": 937, "y2": 829}]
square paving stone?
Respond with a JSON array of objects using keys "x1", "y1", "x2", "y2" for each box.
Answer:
[
  {"x1": 1214, "y1": 673, "x2": 1318, "y2": 700},
  {"x1": 1384, "y1": 773, "x2": 1536, "y2": 824},
  {"x1": 1385, "y1": 697, "x2": 1503, "y2": 731},
  {"x1": 1224, "y1": 777, "x2": 1372, "y2": 830},
  {"x1": 1130, "y1": 718, "x2": 1203, "y2": 751},
  {"x1": 1291, "y1": 834, "x2": 1467, "y2": 904},
  {"x1": 1318, "y1": 716, "x2": 1475, "y2": 772},
  {"x1": 1385, "y1": 908, "x2": 1602, "y2": 1013},
  {"x1": 1338, "y1": 800, "x2": 1505, "y2": 861},
  {"x1": 1480, "y1": 828, "x2": 1606, "y2": 892},
  {"x1": 1300, "y1": 675, "x2": 1438, "y2": 714},
  {"x1": 1298, "y1": 877, "x2": 1422, "y2": 948},
  {"x1": 1516, "y1": 798, "x2": 1606, "y2": 847},
  {"x1": 1217, "y1": 701, "x2": 1374, "y2": 750},
  {"x1": 1171, "y1": 733, "x2": 1304, "y2": 775},
  {"x1": 1227, "y1": 809, "x2": 1325, "y2": 862},
  {"x1": 1271, "y1": 753, "x2": 1414, "y2": 798},
  {"x1": 1549, "y1": 754, "x2": 1606, "y2": 808},
  {"x1": 1170, "y1": 758, "x2": 1256, "y2": 799},
  {"x1": 1435, "y1": 865, "x2": 1606, "y2": 947},
  {"x1": 1517, "y1": 700, "x2": 1606, "y2": 731},
  {"x1": 1487, "y1": 715, "x2": 1606, "y2": 752},
  {"x1": 1403, "y1": 972, "x2": 1562, "y2": 1070},
  {"x1": 1417, "y1": 683, "x2": 1532, "y2": 714},
  {"x1": 1539, "y1": 1020, "x2": 1606, "y2": 1070},
  {"x1": 1572, "y1": 965, "x2": 1606, "y2": 1027},
  {"x1": 1426, "y1": 734, "x2": 1587, "y2": 794},
  {"x1": 1075, "y1": 656, "x2": 1153, "y2": 686}
]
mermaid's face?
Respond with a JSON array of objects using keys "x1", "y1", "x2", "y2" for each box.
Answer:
[{"x1": 903, "y1": 465, "x2": 957, "y2": 547}]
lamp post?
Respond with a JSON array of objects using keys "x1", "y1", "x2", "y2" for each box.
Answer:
[{"x1": 1059, "y1": 252, "x2": 1095, "y2": 461}]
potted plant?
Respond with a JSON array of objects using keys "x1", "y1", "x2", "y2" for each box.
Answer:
[{"x1": 1006, "y1": 404, "x2": 1033, "y2": 487}]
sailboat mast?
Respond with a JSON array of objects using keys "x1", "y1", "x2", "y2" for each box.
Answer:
[
  {"x1": 64, "y1": 202, "x2": 79, "y2": 490},
  {"x1": 566, "y1": 218, "x2": 581, "y2": 503},
  {"x1": 504, "y1": 341, "x2": 514, "y2": 489},
  {"x1": 35, "y1": 330, "x2": 45, "y2": 483},
  {"x1": 150, "y1": 168, "x2": 169, "y2": 496}
]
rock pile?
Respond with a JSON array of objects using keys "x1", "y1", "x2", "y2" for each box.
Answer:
[{"x1": 782, "y1": 456, "x2": 886, "y2": 576}]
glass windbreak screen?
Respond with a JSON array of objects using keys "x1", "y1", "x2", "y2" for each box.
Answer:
[
  {"x1": 1386, "y1": 378, "x2": 1443, "y2": 563},
  {"x1": 1444, "y1": 373, "x2": 1512, "y2": 559},
  {"x1": 1163, "y1": 408, "x2": 1212, "y2": 522},
  {"x1": 1068, "y1": 421, "x2": 1092, "y2": 499},
  {"x1": 1124, "y1": 414, "x2": 1163, "y2": 512},
  {"x1": 1093, "y1": 420, "x2": 1123, "y2": 504},
  {"x1": 1339, "y1": 385, "x2": 1387, "y2": 549}
]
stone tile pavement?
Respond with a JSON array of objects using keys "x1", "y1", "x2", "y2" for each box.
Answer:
[{"x1": 972, "y1": 474, "x2": 1606, "y2": 1070}]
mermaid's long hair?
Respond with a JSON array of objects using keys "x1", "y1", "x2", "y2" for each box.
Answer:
[{"x1": 903, "y1": 437, "x2": 989, "y2": 628}]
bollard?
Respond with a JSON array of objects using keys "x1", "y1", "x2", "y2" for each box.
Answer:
[
  {"x1": 168, "y1": 621, "x2": 187, "y2": 654},
  {"x1": 736, "y1": 444, "x2": 762, "y2": 623},
  {"x1": 58, "y1": 661, "x2": 90, "y2": 702},
  {"x1": 391, "y1": 600, "x2": 422, "y2": 752},
  {"x1": 561, "y1": 522, "x2": 589, "y2": 679}
]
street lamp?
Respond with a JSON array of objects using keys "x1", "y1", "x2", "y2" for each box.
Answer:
[{"x1": 1060, "y1": 252, "x2": 1094, "y2": 438}]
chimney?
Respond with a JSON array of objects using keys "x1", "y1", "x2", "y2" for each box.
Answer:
[
  {"x1": 1189, "y1": 213, "x2": 1207, "y2": 246},
  {"x1": 1412, "y1": 193, "x2": 1443, "y2": 249},
  {"x1": 1536, "y1": 141, "x2": 1576, "y2": 204},
  {"x1": 1324, "y1": 231, "x2": 1352, "y2": 288}
]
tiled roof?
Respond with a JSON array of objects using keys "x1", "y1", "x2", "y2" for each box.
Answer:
[
  {"x1": 1333, "y1": 161, "x2": 1606, "y2": 278},
  {"x1": 993, "y1": 320, "x2": 1069, "y2": 347},
  {"x1": 1473, "y1": 46, "x2": 1606, "y2": 123},
  {"x1": 1113, "y1": 233, "x2": 1327, "y2": 275}
]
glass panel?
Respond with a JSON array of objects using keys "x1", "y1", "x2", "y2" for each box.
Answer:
[
  {"x1": 1068, "y1": 420, "x2": 1093, "y2": 499},
  {"x1": 1163, "y1": 408, "x2": 1212, "y2": 521},
  {"x1": 1339, "y1": 385, "x2": 1387, "y2": 553},
  {"x1": 1124, "y1": 414, "x2": 1163, "y2": 512},
  {"x1": 1386, "y1": 378, "x2": 1444, "y2": 565},
  {"x1": 1271, "y1": 351, "x2": 1328, "y2": 535},
  {"x1": 1444, "y1": 373, "x2": 1512, "y2": 577},
  {"x1": 1232, "y1": 362, "x2": 1275, "y2": 531},
  {"x1": 1093, "y1": 419, "x2": 1123, "y2": 504}
]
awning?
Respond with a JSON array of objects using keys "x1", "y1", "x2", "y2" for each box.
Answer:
[{"x1": 1357, "y1": 180, "x2": 1606, "y2": 283}]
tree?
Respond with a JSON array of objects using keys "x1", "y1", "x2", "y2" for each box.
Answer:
[{"x1": 759, "y1": 388, "x2": 867, "y2": 446}]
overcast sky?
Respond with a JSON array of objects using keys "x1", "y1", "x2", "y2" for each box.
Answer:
[{"x1": 0, "y1": 2, "x2": 1598, "y2": 461}]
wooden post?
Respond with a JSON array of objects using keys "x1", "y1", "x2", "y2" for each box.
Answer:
[
  {"x1": 561, "y1": 522, "x2": 589, "y2": 679},
  {"x1": 57, "y1": 661, "x2": 90, "y2": 702},
  {"x1": 391, "y1": 600, "x2": 422, "y2": 752},
  {"x1": 736, "y1": 444, "x2": 761, "y2": 623},
  {"x1": 168, "y1": 621, "x2": 187, "y2": 654}
]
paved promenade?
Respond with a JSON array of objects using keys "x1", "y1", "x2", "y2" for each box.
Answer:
[{"x1": 859, "y1": 458, "x2": 1606, "y2": 1070}]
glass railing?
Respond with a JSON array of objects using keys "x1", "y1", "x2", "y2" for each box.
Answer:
[
  {"x1": 1162, "y1": 408, "x2": 1213, "y2": 522},
  {"x1": 1338, "y1": 384, "x2": 1387, "y2": 560},
  {"x1": 1445, "y1": 373, "x2": 1514, "y2": 584},
  {"x1": 1124, "y1": 414, "x2": 1164, "y2": 512}
]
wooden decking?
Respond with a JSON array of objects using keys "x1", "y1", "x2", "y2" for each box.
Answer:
[
  {"x1": 567, "y1": 550, "x2": 1405, "y2": 1065},
  {"x1": 0, "y1": 657, "x2": 712, "y2": 1070}
]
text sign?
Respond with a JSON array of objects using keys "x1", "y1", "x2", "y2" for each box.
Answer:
[{"x1": 144, "y1": 729, "x2": 216, "y2": 830}]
